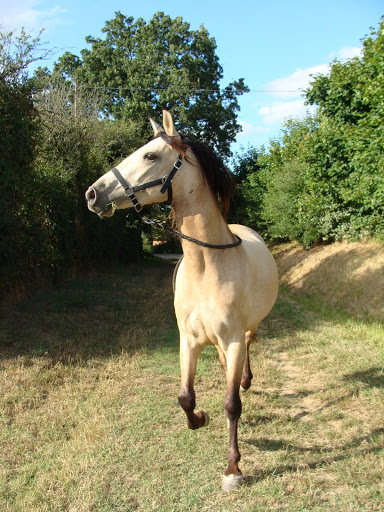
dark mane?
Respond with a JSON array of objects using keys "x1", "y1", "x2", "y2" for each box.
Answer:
[{"x1": 158, "y1": 132, "x2": 234, "y2": 219}]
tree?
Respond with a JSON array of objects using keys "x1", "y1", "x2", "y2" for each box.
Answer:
[
  {"x1": 0, "y1": 30, "x2": 42, "y2": 290},
  {"x1": 30, "y1": 76, "x2": 143, "y2": 278},
  {"x1": 54, "y1": 11, "x2": 248, "y2": 156},
  {"x1": 261, "y1": 159, "x2": 307, "y2": 241},
  {"x1": 229, "y1": 147, "x2": 267, "y2": 232},
  {"x1": 227, "y1": 17, "x2": 384, "y2": 247},
  {"x1": 0, "y1": 28, "x2": 52, "y2": 84},
  {"x1": 304, "y1": 17, "x2": 384, "y2": 242},
  {"x1": 0, "y1": 29, "x2": 144, "y2": 298}
]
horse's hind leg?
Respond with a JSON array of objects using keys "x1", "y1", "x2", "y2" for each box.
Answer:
[
  {"x1": 178, "y1": 335, "x2": 209, "y2": 430},
  {"x1": 241, "y1": 331, "x2": 255, "y2": 392}
]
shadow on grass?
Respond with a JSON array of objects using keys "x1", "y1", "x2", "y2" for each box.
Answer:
[
  {"x1": 0, "y1": 259, "x2": 179, "y2": 364},
  {"x1": 0, "y1": 258, "x2": 325, "y2": 365},
  {"x1": 1, "y1": 256, "x2": 381, "y2": 372},
  {"x1": 343, "y1": 366, "x2": 384, "y2": 389},
  {"x1": 244, "y1": 426, "x2": 384, "y2": 486}
]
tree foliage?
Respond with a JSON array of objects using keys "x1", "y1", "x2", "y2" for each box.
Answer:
[
  {"x1": 229, "y1": 147, "x2": 267, "y2": 230},
  {"x1": 0, "y1": 30, "x2": 142, "y2": 298},
  {"x1": 54, "y1": 11, "x2": 248, "y2": 156},
  {"x1": 235, "y1": 17, "x2": 384, "y2": 247},
  {"x1": 0, "y1": 10, "x2": 249, "y2": 297},
  {"x1": 0, "y1": 30, "x2": 41, "y2": 288}
]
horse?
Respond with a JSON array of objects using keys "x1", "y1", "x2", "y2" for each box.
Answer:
[{"x1": 85, "y1": 110, "x2": 278, "y2": 491}]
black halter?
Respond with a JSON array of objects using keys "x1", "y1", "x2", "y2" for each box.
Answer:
[
  {"x1": 111, "y1": 154, "x2": 242, "y2": 250},
  {"x1": 111, "y1": 154, "x2": 183, "y2": 213}
]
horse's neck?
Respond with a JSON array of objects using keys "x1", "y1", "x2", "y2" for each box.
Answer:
[{"x1": 172, "y1": 180, "x2": 234, "y2": 276}]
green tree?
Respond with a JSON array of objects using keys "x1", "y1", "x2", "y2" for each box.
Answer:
[
  {"x1": 0, "y1": 30, "x2": 43, "y2": 290},
  {"x1": 304, "y1": 17, "x2": 384, "y2": 242},
  {"x1": 229, "y1": 147, "x2": 267, "y2": 232},
  {"x1": 31, "y1": 77, "x2": 143, "y2": 277},
  {"x1": 229, "y1": 18, "x2": 384, "y2": 247},
  {"x1": 0, "y1": 29, "x2": 144, "y2": 298},
  {"x1": 262, "y1": 159, "x2": 307, "y2": 241},
  {"x1": 54, "y1": 11, "x2": 248, "y2": 156}
]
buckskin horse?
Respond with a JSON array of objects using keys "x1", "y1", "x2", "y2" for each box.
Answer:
[{"x1": 85, "y1": 110, "x2": 278, "y2": 491}]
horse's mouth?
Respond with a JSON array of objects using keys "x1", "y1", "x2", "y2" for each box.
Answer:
[
  {"x1": 86, "y1": 199, "x2": 115, "y2": 218},
  {"x1": 98, "y1": 204, "x2": 115, "y2": 218}
]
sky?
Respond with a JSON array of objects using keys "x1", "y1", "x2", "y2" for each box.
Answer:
[{"x1": 0, "y1": 0, "x2": 383, "y2": 154}]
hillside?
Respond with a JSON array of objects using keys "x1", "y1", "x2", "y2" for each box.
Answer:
[{"x1": 272, "y1": 241, "x2": 384, "y2": 322}]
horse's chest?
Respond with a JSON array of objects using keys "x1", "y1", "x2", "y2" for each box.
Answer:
[{"x1": 175, "y1": 283, "x2": 240, "y2": 345}]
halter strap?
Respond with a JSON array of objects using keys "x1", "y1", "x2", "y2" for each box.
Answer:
[
  {"x1": 111, "y1": 154, "x2": 183, "y2": 213},
  {"x1": 159, "y1": 155, "x2": 183, "y2": 200}
]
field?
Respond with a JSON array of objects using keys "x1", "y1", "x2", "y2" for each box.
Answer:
[{"x1": 1, "y1": 250, "x2": 384, "y2": 511}]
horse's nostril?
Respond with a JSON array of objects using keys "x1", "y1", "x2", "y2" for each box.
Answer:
[{"x1": 86, "y1": 187, "x2": 96, "y2": 204}]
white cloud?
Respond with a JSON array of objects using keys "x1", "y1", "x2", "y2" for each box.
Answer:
[
  {"x1": 255, "y1": 45, "x2": 362, "y2": 128},
  {"x1": 258, "y1": 100, "x2": 316, "y2": 126},
  {"x1": 263, "y1": 47, "x2": 362, "y2": 99},
  {"x1": 0, "y1": 1, "x2": 67, "y2": 34},
  {"x1": 328, "y1": 46, "x2": 362, "y2": 60},
  {"x1": 238, "y1": 121, "x2": 270, "y2": 137},
  {"x1": 264, "y1": 64, "x2": 330, "y2": 99}
]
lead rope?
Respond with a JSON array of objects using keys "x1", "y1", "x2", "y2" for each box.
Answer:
[{"x1": 141, "y1": 213, "x2": 242, "y2": 249}]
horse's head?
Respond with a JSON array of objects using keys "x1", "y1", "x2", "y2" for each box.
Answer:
[{"x1": 85, "y1": 110, "x2": 185, "y2": 218}]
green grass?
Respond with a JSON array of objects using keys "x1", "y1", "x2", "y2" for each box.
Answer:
[{"x1": 0, "y1": 259, "x2": 383, "y2": 511}]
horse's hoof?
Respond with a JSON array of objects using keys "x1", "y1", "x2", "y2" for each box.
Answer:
[
  {"x1": 240, "y1": 385, "x2": 248, "y2": 393},
  {"x1": 222, "y1": 474, "x2": 244, "y2": 492},
  {"x1": 197, "y1": 410, "x2": 210, "y2": 427}
]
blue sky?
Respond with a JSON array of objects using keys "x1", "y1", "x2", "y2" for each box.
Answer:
[{"x1": 1, "y1": 0, "x2": 383, "y2": 153}]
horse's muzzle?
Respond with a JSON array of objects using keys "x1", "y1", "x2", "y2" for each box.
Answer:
[
  {"x1": 85, "y1": 187, "x2": 114, "y2": 217},
  {"x1": 85, "y1": 187, "x2": 97, "y2": 205}
]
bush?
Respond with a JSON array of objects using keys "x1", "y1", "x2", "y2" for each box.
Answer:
[
  {"x1": 0, "y1": 31, "x2": 143, "y2": 299},
  {"x1": 262, "y1": 160, "x2": 307, "y2": 242}
]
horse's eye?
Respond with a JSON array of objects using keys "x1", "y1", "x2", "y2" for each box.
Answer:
[{"x1": 144, "y1": 152, "x2": 157, "y2": 161}]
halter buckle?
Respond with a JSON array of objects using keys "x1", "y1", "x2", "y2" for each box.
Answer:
[
  {"x1": 160, "y1": 155, "x2": 183, "y2": 195},
  {"x1": 174, "y1": 158, "x2": 183, "y2": 170},
  {"x1": 128, "y1": 192, "x2": 143, "y2": 213}
]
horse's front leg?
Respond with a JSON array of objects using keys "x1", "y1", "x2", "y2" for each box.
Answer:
[
  {"x1": 222, "y1": 341, "x2": 246, "y2": 491},
  {"x1": 178, "y1": 335, "x2": 209, "y2": 430}
]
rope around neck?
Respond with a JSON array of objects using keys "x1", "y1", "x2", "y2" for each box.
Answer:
[{"x1": 142, "y1": 215, "x2": 242, "y2": 249}]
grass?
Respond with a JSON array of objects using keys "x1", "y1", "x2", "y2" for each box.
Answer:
[{"x1": 0, "y1": 258, "x2": 383, "y2": 511}]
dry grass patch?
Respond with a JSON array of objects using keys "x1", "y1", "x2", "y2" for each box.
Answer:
[
  {"x1": 272, "y1": 240, "x2": 384, "y2": 321},
  {"x1": 0, "y1": 257, "x2": 383, "y2": 511}
]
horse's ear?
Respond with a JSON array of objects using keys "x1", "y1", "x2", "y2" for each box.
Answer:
[
  {"x1": 149, "y1": 117, "x2": 163, "y2": 137},
  {"x1": 162, "y1": 110, "x2": 179, "y2": 137}
]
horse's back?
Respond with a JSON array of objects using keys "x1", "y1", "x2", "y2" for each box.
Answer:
[{"x1": 229, "y1": 224, "x2": 276, "y2": 275}]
